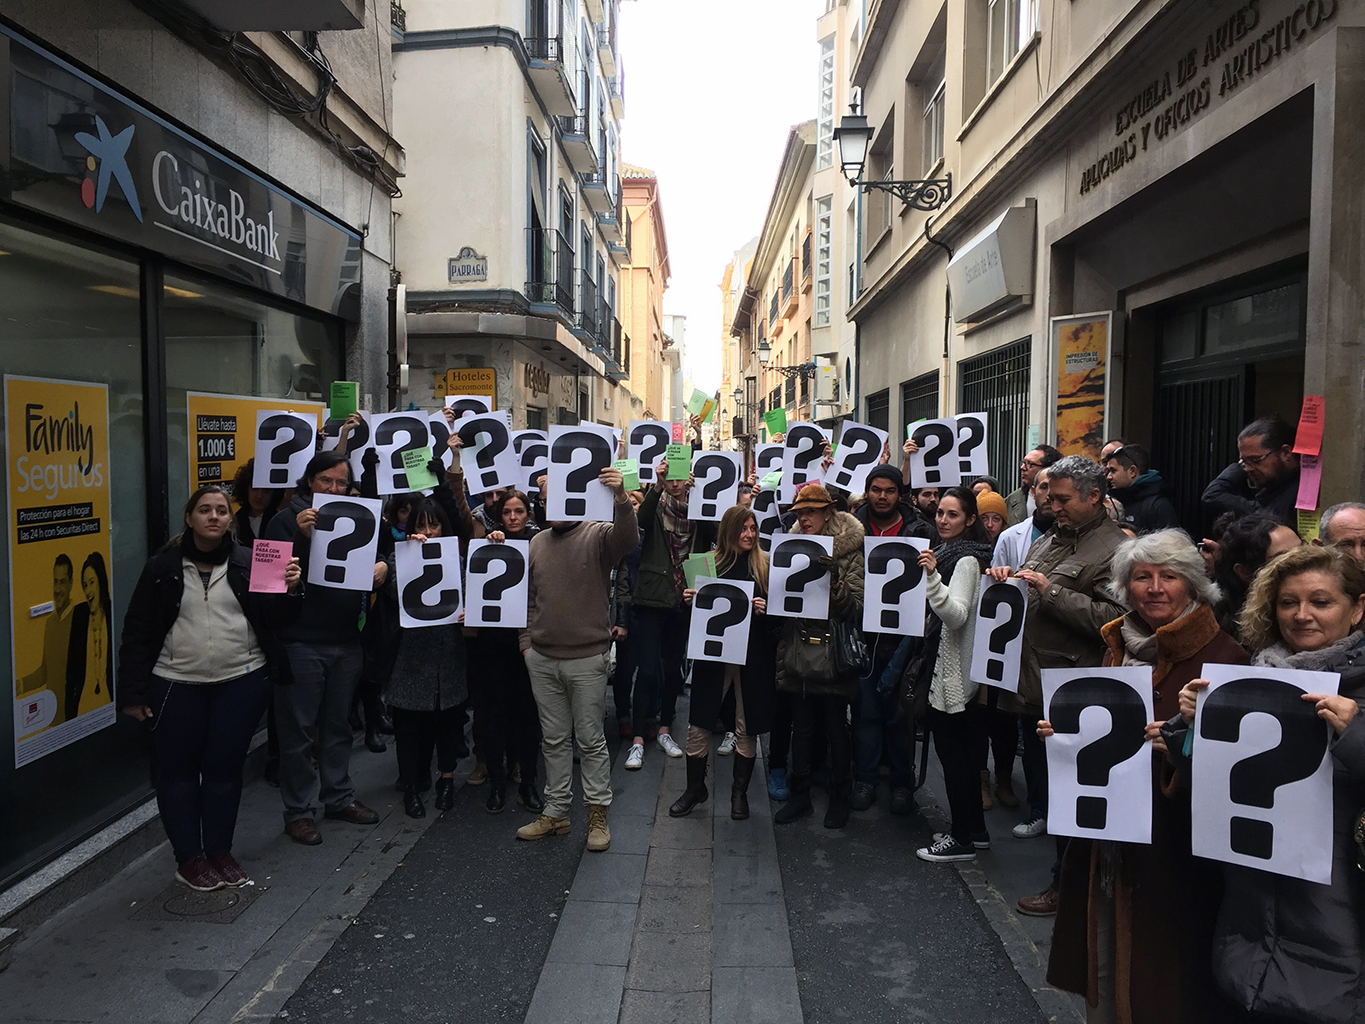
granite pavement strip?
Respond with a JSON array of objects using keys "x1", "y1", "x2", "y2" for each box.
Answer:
[{"x1": 524, "y1": 739, "x2": 802, "y2": 1024}]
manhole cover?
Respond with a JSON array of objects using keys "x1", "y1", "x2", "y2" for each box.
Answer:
[{"x1": 131, "y1": 882, "x2": 267, "y2": 924}]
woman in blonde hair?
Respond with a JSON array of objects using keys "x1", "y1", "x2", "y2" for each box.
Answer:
[{"x1": 672, "y1": 504, "x2": 777, "y2": 819}]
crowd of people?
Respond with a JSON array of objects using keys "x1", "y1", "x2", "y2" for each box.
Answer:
[{"x1": 111, "y1": 405, "x2": 1365, "y2": 1024}]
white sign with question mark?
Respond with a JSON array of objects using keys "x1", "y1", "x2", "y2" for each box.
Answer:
[
  {"x1": 427, "y1": 411, "x2": 454, "y2": 471},
  {"x1": 954, "y1": 412, "x2": 990, "y2": 478},
  {"x1": 751, "y1": 487, "x2": 783, "y2": 553},
  {"x1": 371, "y1": 412, "x2": 434, "y2": 494},
  {"x1": 969, "y1": 575, "x2": 1028, "y2": 691},
  {"x1": 513, "y1": 431, "x2": 549, "y2": 492},
  {"x1": 463, "y1": 538, "x2": 530, "y2": 628},
  {"x1": 1043, "y1": 667, "x2": 1154, "y2": 845},
  {"x1": 253, "y1": 410, "x2": 317, "y2": 489},
  {"x1": 444, "y1": 395, "x2": 493, "y2": 420},
  {"x1": 767, "y1": 534, "x2": 833, "y2": 620},
  {"x1": 827, "y1": 421, "x2": 889, "y2": 495},
  {"x1": 687, "y1": 576, "x2": 755, "y2": 664},
  {"x1": 908, "y1": 418, "x2": 962, "y2": 489},
  {"x1": 861, "y1": 536, "x2": 929, "y2": 636},
  {"x1": 307, "y1": 494, "x2": 382, "y2": 591},
  {"x1": 457, "y1": 411, "x2": 519, "y2": 493},
  {"x1": 1191, "y1": 664, "x2": 1338, "y2": 883},
  {"x1": 628, "y1": 421, "x2": 672, "y2": 484},
  {"x1": 754, "y1": 443, "x2": 784, "y2": 478},
  {"x1": 394, "y1": 535, "x2": 463, "y2": 628},
  {"x1": 781, "y1": 423, "x2": 830, "y2": 503},
  {"x1": 546, "y1": 422, "x2": 617, "y2": 522},
  {"x1": 690, "y1": 450, "x2": 743, "y2": 521}
]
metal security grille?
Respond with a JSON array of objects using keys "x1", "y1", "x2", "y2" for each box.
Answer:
[
  {"x1": 1153, "y1": 373, "x2": 1244, "y2": 536},
  {"x1": 958, "y1": 338, "x2": 1030, "y2": 485},
  {"x1": 900, "y1": 371, "x2": 939, "y2": 435},
  {"x1": 865, "y1": 389, "x2": 890, "y2": 431}
]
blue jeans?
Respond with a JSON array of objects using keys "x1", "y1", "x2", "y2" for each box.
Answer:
[
  {"x1": 631, "y1": 605, "x2": 689, "y2": 731},
  {"x1": 151, "y1": 668, "x2": 272, "y2": 864},
  {"x1": 853, "y1": 660, "x2": 913, "y2": 789}
]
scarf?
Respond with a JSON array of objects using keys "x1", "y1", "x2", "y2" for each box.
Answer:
[
  {"x1": 931, "y1": 538, "x2": 996, "y2": 593},
  {"x1": 1118, "y1": 602, "x2": 1199, "y2": 667},
  {"x1": 1254, "y1": 631, "x2": 1365, "y2": 671},
  {"x1": 181, "y1": 530, "x2": 233, "y2": 566},
  {"x1": 1031, "y1": 508, "x2": 1056, "y2": 533},
  {"x1": 660, "y1": 490, "x2": 694, "y2": 594}
]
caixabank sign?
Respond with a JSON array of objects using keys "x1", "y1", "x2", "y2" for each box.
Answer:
[{"x1": 0, "y1": 22, "x2": 363, "y2": 319}]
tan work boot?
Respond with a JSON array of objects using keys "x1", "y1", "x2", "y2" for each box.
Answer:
[
  {"x1": 516, "y1": 814, "x2": 570, "y2": 841},
  {"x1": 586, "y1": 805, "x2": 611, "y2": 852},
  {"x1": 980, "y1": 770, "x2": 993, "y2": 811},
  {"x1": 995, "y1": 774, "x2": 1020, "y2": 809}
]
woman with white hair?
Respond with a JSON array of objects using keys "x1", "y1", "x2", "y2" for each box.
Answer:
[{"x1": 1039, "y1": 529, "x2": 1247, "y2": 1024}]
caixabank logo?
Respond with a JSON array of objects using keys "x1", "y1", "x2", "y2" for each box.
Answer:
[{"x1": 73, "y1": 114, "x2": 143, "y2": 223}]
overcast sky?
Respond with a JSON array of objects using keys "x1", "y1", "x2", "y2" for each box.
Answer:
[{"x1": 619, "y1": 0, "x2": 826, "y2": 393}]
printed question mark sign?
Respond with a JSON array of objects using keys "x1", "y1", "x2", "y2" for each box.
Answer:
[
  {"x1": 426, "y1": 413, "x2": 452, "y2": 469},
  {"x1": 1199, "y1": 678, "x2": 1330, "y2": 860},
  {"x1": 401, "y1": 542, "x2": 462, "y2": 621},
  {"x1": 786, "y1": 425, "x2": 825, "y2": 488},
  {"x1": 979, "y1": 581, "x2": 1026, "y2": 682},
  {"x1": 314, "y1": 500, "x2": 377, "y2": 585},
  {"x1": 865, "y1": 542, "x2": 924, "y2": 630},
  {"x1": 521, "y1": 441, "x2": 549, "y2": 491},
  {"x1": 752, "y1": 489, "x2": 782, "y2": 552},
  {"x1": 256, "y1": 413, "x2": 315, "y2": 486},
  {"x1": 771, "y1": 538, "x2": 829, "y2": 615},
  {"x1": 912, "y1": 421, "x2": 958, "y2": 486},
  {"x1": 446, "y1": 396, "x2": 491, "y2": 421},
  {"x1": 629, "y1": 422, "x2": 671, "y2": 483},
  {"x1": 830, "y1": 424, "x2": 883, "y2": 491},
  {"x1": 466, "y1": 544, "x2": 525, "y2": 623},
  {"x1": 1048, "y1": 677, "x2": 1150, "y2": 830},
  {"x1": 695, "y1": 583, "x2": 749, "y2": 658},
  {"x1": 754, "y1": 443, "x2": 784, "y2": 477},
  {"x1": 550, "y1": 430, "x2": 613, "y2": 517},
  {"x1": 955, "y1": 413, "x2": 988, "y2": 477},
  {"x1": 458, "y1": 414, "x2": 513, "y2": 492},
  {"x1": 374, "y1": 414, "x2": 430, "y2": 492},
  {"x1": 692, "y1": 453, "x2": 739, "y2": 519}
]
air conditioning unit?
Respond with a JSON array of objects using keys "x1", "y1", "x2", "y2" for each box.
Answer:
[{"x1": 814, "y1": 358, "x2": 838, "y2": 405}]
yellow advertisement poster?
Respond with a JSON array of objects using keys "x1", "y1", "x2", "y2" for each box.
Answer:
[
  {"x1": 6, "y1": 375, "x2": 116, "y2": 767},
  {"x1": 1051, "y1": 312, "x2": 1112, "y2": 459},
  {"x1": 186, "y1": 391, "x2": 324, "y2": 492}
]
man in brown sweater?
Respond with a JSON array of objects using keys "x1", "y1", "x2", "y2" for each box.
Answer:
[{"x1": 517, "y1": 465, "x2": 638, "y2": 851}]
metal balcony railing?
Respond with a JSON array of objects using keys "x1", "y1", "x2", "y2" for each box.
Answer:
[
  {"x1": 782, "y1": 259, "x2": 794, "y2": 304},
  {"x1": 579, "y1": 272, "x2": 599, "y2": 339},
  {"x1": 802, "y1": 234, "x2": 812, "y2": 282},
  {"x1": 769, "y1": 290, "x2": 779, "y2": 325},
  {"x1": 785, "y1": 377, "x2": 796, "y2": 406},
  {"x1": 391, "y1": 1, "x2": 406, "y2": 31},
  {"x1": 525, "y1": 227, "x2": 575, "y2": 316}
]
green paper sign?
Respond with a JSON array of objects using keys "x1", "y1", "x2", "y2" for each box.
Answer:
[
  {"x1": 614, "y1": 458, "x2": 640, "y2": 492},
  {"x1": 665, "y1": 443, "x2": 692, "y2": 481},
  {"x1": 683, "y1": 552, "x2": 717, "y2": 591},
  {"x1": 401, "y1": 445, "x2": 438, "y2": 490},
  {"x1": 700, "y1": 397, "x2": 717, "y2": 424},
  {"x1": 329, "y1": 380, "x2": 358, "y2": 420},
  {"x1": 686, "y1": 388, "x2": 709, "y2": 416},
  {"x1": 764, "y1": 408, "x2": 787, "y2": 436}
]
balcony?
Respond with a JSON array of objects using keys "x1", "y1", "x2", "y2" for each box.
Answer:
[
  {"x1": 608, "y1": 208, "x2": 631, "y2": 265},
  {"x1": 559, "y1": 116, "x2": 598, "y2": 173},
  {"x1": 577, "y1": 272, "x2": 600, "y2": 346},
  {"x1": 179, "y1": 0, "x2": 363, "y2": 29},
  {"x1": 608, "y1": 69, "x2": 625, "y2": 120},
  {"x1": 769, "y1": 290, "x2": 779, "y2": 327},
  {"x1": 391, "y1": 1, "x2": 405, "y2": 33},
  {"x1": 604, "y1": 316, "x2": 627, "y2": 381},
  {"x1": 801, "y1": 232, "x2": 813, "y2": 291},
  {"x1": 597, "y1": 19, "x2": 618, "y2": 77},
  {"x1": 525, "y1": 227, "x2": 575, "y2": 319},
  {"x1": 584, "y1": 0, "x2": 604, "y2": 22},
  {"x1": 580, "y1": 171, "x2": 611, "y2": 215},
  {"x1": 782, "y1": 259, "x2": 798, "y2": 316},
  {"x1": 525, "y1": 36, "x2": 577, "y2": 117}
]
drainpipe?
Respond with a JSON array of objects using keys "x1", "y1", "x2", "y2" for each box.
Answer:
[{"x1": 924, "y1": 214, "x2": 954, "y2": 414}]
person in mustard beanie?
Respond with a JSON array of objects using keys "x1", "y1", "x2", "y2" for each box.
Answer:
[{"x1": 975, "y1": 489, "x2": 1008, "y2": 547}]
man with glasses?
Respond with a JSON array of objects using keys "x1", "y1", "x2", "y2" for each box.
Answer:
[
  {"x1": 1314, "y1": 502, "x2": 1365, "y2": 562},
  {"x1": 1005, "y1": 445, "x2": 1062, "y2": 527},
  {"x1": 1201, "y1": 416, "x2": 1300, "y2": 527}
]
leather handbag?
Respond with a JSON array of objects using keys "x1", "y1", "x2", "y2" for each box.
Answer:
[{"x1": 781, "y1": 620, "x2": 839, "y2": 689}]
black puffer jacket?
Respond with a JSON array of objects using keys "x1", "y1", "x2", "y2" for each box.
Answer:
[{"x1": 1111, "y1": 472, "x2": 1180, "y2": 533}]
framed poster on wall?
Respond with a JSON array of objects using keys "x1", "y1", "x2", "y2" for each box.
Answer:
[{"x1": 1049, "y1": 311, "x2": 1113, "y2": 460}]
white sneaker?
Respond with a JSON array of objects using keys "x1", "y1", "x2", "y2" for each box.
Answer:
[
  {"x1": 717, "y1": 732, "x2": 736, "y2": 756},
  {"x1": 625, "y1": 743, "x2": 644, "y2": 770},
  {"x1": 1013, "y1": 816, "x2": 1048, "y2": 839},
  {"x1": 657, "y1": 732, "x2": 683, "y2": 758}
]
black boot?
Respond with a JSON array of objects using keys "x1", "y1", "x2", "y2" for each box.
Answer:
[
  {"x1": 518, "y1": 781, "x2": 545, "y2": 812},
  {"x1": 403, "y1": 786, "x2": 426, "y2": 819},
  {"x1": 365, "y1": 721, "x2": 387, "y2": 753},
  {"x1": 434, "y1": 776, "x2": 455, "y2": 811},
  {"x1": 731, "y1": 754, "x2": 756, "y2": 820},
  {"x1": 824, "y1": 781, "x2": 851, "y2": 830},
  {"x1": 774, "y1": 778, "x2": 813, "y2": 824},
  {"x1": 485, "y1": 783, "x2": 507, "y2": 814},
  {"x1": 374, "y1": 707, "x2": 395, "y2": 735},
  {"x1": 669, "y1": 755, "x2": 709, "y2": 817}
]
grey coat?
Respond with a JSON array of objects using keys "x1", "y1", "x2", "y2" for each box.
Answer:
[{"x1": 379, "y1": 553, "x2": 468, "y2": 712}]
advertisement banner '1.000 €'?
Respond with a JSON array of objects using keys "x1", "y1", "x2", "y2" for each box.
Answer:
[
  {"x1": 6, "y1": 375, "x2": 116, "y2": 767},
  {"x1": 185, "y1": 391, "x2": 324, "y2": 492}
]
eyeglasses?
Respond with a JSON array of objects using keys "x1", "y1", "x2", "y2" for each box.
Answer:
[
  {"x1": 1237, "y1": 451, "x2": 1276, "y2": 468},
  {"x1": 1021, "y1": 458, "x2": 1046, "y2": 470}
]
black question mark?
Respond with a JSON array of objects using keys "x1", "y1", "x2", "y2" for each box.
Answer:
[
  {"x1": 1049, "y1": 677, "x2": 1150, "y2": 830},
  {"x1": 786, "y1": 425, "x2": 825, "y2": 488},
  {"x1": 374, "y1": 414, "x2": 429, "y2": 491},
  {"x1": 258, "y1": 414, "x2": 315, "y2": 485},
  {"x1": 513, "y1": 430, "x2": 548, "y2": 454},
  {"x1": 956, "y1": 414, "x2": 986, "y2": 476},
  {"x1": 978, "y1": 581, "x2": 1026, "y2": 682},
  {"x1": 752, "y1": 489, "x2": 781, "y2": 553},
  {"x1": 630, "y1": 423, "x2": 670, "y2": 482},
  {"x1": 755, "y1": 444, "x2": 783, "y2": 476},
  {"x1": 865, "y1": 542, "x2": 924, "y2": 630},
  {"x1": 912, "y1": 422, "x2": 957, "y2": 485},
  {"x1": 693, "y1": 454, "x2": 738, "y2": 519},
  {"x1": 550, "y1": 431, "x2": 614, "y2": 517},
  {"x1": 694, "y1": 583, "x2": 750, "y2": 658},
  {"x1": 467, "y1": 544, "x2": 525, "y2": 623},
  {"x1": 427, "y1": 415, "x2": 450, "y2": 463},
  {"x1": 314, "y1": 500, "x2": 378, "y2": 585},
  {"x1": 458, "y1": 415, "x2": 512, "y2": 492},
  {"x1": 1199, "y1": 677, "x2": 1331, "y2": 860},
  {"x1": 771, "y1": 537, "x2": 830, "y2": 615},
  {"x1": 400, "y1": 541, "x2": 462, "y2": 621},
  {"x1": 521, "y1": 441, "x2": 549, "y2": 491},
  {"x1": 448, "y1": 397, "x2": 490, "y2": 421},
  {"x1": 831, "y1": 426, "x2": 882, "y2": 490}
]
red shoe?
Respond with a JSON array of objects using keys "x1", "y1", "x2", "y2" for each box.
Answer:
[
  {"x1": 175, "y1": 855, "x2": 226, "y2": 892},
  {"x1": 207, "y1": 853, "x2": 249, "y2": 887}
]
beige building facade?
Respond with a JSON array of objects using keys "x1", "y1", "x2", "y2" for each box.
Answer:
[
  {"x1": 619, "y1": 165, "x2": 673, "y2": 422},
  {"x1": 849, "y1": 0, "x2": 1363, "y2": 531}
]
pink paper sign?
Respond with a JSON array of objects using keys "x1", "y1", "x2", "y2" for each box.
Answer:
[
  {"x1": 250, "y1": 540, "x2": 293, "y2": 593},
  {"x1": 1296, "y1": 454, "x2": 1322, "y2": 511}
]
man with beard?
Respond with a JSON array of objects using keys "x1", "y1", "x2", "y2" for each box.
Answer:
[{"x1": 1006, "y1": 445, "x2": 1062, "y2": 527}]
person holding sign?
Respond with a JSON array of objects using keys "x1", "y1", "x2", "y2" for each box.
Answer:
[
  {"x1": 118, "y1": 485, "x2": 300, "y2": 892},
  {"x1": 1039, "y1": 530, "x2": 1246, "y2": 1024},
  {"x1": 911, "y1": 487, "x2": 996, "y2": 863},
  {"x1": 772, "y1": 484, "x2": 865, "y2": 830},
  {"x1": 1164, "y1": 545, "x2": 1365, "y2": 1024},
  {"x1": 673, "y1": 506, "x2": 777, "y2": 820}
]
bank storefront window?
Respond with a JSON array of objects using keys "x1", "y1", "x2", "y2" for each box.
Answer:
[
  {"x1": 0, "y1": 219, "x2": 151, "y2": 888},
  {"x1": 164, "y1": 274, "x2": 343, "y2": 505}
]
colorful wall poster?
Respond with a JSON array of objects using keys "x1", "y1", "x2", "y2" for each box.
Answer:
[
  {"x1": 185, "y1": 391, "x2": 324, "y2": 494},
  {"x1": 6, "y1": 375, "x2": 116, "y2": 767},
  {"x1": 1050, "y1": 312, "x2": 1112, "y2": 459}
]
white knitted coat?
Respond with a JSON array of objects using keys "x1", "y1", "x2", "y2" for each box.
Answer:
[{"x1": 925, "y1": 556, "x2": 984, "y2": 714}]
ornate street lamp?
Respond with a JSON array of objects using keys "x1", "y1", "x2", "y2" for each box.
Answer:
[{"x1": 834, "y1": 102, "x2": 951, "y2": 212}]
